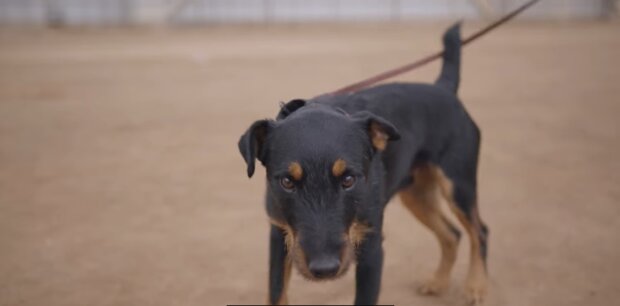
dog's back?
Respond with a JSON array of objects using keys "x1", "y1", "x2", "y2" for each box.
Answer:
[{"x1": 311, "y1": 24, "x2": 479, "y2": 197}]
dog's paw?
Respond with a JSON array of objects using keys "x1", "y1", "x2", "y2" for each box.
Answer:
[
  {"x1": 464, "y1": 281, "x2": 487, "y2": 306},
  {"x1": 417, "y1": 277, "x2": 449, "y2": 296}
]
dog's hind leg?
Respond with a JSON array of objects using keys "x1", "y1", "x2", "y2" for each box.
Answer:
[
  {"x1": 398, "y1": 163, "x2": 461, "y2": 295},
  {"x1": 436, "y1": 142, "x2": 489, "y2": 305}
]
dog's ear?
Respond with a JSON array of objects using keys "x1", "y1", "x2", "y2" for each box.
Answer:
[
  {"x1": 353, "y1": 111, "x2": 400, "y2": 151},
  {"x1": 238, "y1": 119, "x2": 273, "y2": 178},
  {"x1": 277, "y1": 99, "x2": 306, "y2": 120}
]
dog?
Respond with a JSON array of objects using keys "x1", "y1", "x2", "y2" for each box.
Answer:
[{"x1": 238, "y1": 24, "x2": 489, "y2": 305}]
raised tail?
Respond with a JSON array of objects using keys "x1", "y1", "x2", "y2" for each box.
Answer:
[{"x1": 435, "y1": 23, "x2": 461, "y2": 94}]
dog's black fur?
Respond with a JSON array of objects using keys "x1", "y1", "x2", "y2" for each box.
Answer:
[{"x1": 239, "y1": 24, "x2": 489, "y2": 305}]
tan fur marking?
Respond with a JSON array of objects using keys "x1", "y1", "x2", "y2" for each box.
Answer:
[
  {"x1": 370, "y1": 122, "x2": 388, "y2": 151},
  {"x1": 399, "y1": 164, "x2": 460, "y2": 295},
  {"x1": 271, "y1": 219, "x2": 314, "y2": 281},
  {"x1": 275, "y1": 257, "x2": 292, "y2": 305},
  {"x1": 332, "y1": 159, "x2": 347, "y2": 177},
  {"x1": 288, "y1": 162, "x2": 303, "y2": 181},
  {"x1": 269, "y1": 218, "x2": 289, "y2": 232},
  {"x1": 433, "y1": 167, "x2": 454, "y2": 201},
  {"x1": 434, "y1": 167, "x2": 488, "y2": 305},
  {"x1": 271, "y1": 219, "x2": 361, "y2": 283},
  {"x1": 292, "y1": 243, "x2": 313, "y2": 280},
  {"x1": 273, "y1": 218, "x2": 359, "y2": 282},
  {"x1": 269, "y1": 219, "x2": 295, "y2": 251},
  {"x1": 348, "y1": 220, "x2": 372, "y2": 247}
]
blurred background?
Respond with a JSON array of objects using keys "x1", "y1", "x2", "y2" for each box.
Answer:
[
  {"x1": 0, "y1": 0, "x2": 616, "y2": 25},
  {"x1": 1, "y1": 1, "x2": 619, "y2": 306}
]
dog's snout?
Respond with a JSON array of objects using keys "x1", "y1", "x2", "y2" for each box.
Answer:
[{"x1": 308, "y1": 257, "x2": 340, "y2": 278}]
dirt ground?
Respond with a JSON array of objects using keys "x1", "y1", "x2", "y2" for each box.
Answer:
[{"x1": 0, "y1": 21, "x2": 619, "y2": 306}]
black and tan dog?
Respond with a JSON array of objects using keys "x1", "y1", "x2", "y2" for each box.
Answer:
[{"x1": 238, "y1": 24, "x2": 489, "y2": 305}]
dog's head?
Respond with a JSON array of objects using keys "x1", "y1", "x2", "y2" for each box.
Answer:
[{"x1": 238, "y1": 99, "x2": 399, "y2": 280}]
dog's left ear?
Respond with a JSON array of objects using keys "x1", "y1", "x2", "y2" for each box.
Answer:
[
  {"x1": 238, "y1": 119, "x2": 273, "y2": 178},
  {"x1": 277, "y1": 99, "x2": 306, "y2": 120},
  {"x1": 353, "y1": 111, "x2": 400, "y2": 151}
]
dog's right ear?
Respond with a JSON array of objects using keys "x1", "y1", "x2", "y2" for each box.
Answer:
[
  {"x1": 238, "y1": 120, "x2": 273, "y2": 178},
  {"x1": 352, "y1": 111, "x2": 400, "y2": 152},
  {"x1": 276, "y1": 99, "x2": 306, "y2": 120}
]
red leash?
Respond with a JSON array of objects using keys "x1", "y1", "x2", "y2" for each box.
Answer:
[{"x1": 329, "y1": 0, "x2": 541, "y2": 95}]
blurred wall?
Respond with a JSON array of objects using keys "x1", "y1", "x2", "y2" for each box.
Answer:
[{"x1": 0, "y1": 0, "x2": 614, "y2": 26}]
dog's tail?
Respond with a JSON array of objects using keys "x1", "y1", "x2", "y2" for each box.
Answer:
[{"x1": 435, "y1": 23, "x2": 461, "y2": 94}]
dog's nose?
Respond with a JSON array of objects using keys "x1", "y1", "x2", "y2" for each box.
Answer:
[{"x1": 308, "y1": 257, "x2": 340, "y2": 278}]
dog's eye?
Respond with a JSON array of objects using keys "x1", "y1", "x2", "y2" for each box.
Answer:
[
  {"x1": 280, "y1": 177, "x2": 295, "y2": 191},
  {"x1": 341, "y1": 175, "x2": 356, "y2": 190}
]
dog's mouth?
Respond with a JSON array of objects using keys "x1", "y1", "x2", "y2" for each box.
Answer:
[
  {"x1": 283, "y1": 221, "x2": 372, "y2": 281},
  {"x1": 288, "y1": 240, "x2": 354, "y2": 281}
]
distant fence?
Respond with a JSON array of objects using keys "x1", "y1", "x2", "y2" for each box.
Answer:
[{"x1": 0, "y1": 0, "x2": 615, "y2": 26}]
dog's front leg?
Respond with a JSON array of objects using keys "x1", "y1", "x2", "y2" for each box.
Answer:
[
  {"x1": 268, "y1": 225, "x2": 292, "y2": 305},
  {"x1": 354, "y1": 232, "x2": 383, "y2": 305}
]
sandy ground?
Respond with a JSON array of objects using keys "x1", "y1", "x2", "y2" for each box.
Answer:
[{"x1": 0, "y1": 21, "x2": 619, "y2": 306}]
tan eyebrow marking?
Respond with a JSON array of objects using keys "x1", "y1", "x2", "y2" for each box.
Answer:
[
  {"x1": 332, "y1": 158, "x2": 347, "y2": 177},
  {"x1": 288, "y1": 162, "x2": 303, "y2": 181}
]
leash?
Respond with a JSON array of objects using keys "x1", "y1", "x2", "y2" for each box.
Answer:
[{"x1": 329, "y1": 0, "x2": 541, "y2": 95}]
